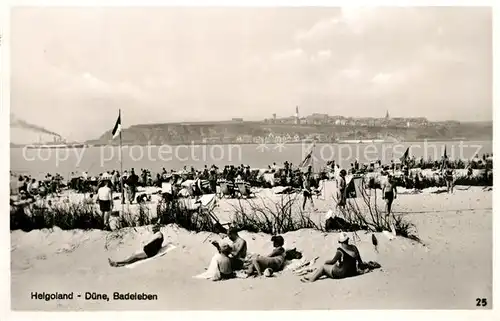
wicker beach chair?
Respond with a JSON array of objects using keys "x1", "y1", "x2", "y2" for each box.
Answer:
[
  {"x1": 218, "y1": 180, "x2": 235, "y2": 198},
  {"x1": 235, "y1": 180, "x2": 254, "y2": 198}
]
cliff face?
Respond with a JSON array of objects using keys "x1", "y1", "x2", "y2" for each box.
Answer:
[{"x1": 88, "y1": 121, "x2": 493, "y2": 146}]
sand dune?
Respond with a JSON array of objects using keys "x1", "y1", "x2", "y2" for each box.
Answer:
[{"x1": 11, "y1": 187, "x2": 492, "y2": 310}]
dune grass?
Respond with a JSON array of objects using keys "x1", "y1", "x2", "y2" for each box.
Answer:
[
  {"x1": 11, "y1": 189, "x2": 420, "y2": 243},
  {"x1": 332, "y1": 187, "x2": 421, "y2": 243},
  {"x1": 230, "y1": 194, "x2": 321, "y2": 235}
]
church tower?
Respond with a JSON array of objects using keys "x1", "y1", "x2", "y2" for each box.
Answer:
[
  {"x1": 295, "y1": 106, "x2": 300, "y2": 124},
  {"x1": 385, "y1": 110, "x2": 390, "y2": 120}
]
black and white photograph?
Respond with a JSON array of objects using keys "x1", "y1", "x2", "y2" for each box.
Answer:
[{"x1": 7, "y1": 4, "x2": 494, "y2": 312}]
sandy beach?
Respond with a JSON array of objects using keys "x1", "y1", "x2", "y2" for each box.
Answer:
[{"x1": 11, "y1": 186, "x2": 492, "y2": 310}]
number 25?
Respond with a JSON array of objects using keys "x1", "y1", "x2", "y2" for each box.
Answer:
[{"x1": 476, "y1": 298, "x2": 487, "y2": 307}]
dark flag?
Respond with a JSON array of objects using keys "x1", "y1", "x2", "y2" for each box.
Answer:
[
  {"x1": 299, "y1": 143, "x2": 315, "y2": 169},
  {"x1": 400, "y1": 147, "x2": 410, "y2": 164},
  {"x1": 441, "y1": 146, "x2": 448, "y2": 172},
  {"x1": 112, "y1": 111, "x2": 122, "y2": 139}
]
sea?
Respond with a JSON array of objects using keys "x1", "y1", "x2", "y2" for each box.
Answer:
[{"x1": 10, "y1": 140, "x2": 492, "y2": 178}]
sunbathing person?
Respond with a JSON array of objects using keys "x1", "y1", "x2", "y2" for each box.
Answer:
[
  {"x1": 301, "y1": 232, "x2": 365, "y2": 282},
  {"x1": 108, "y1": 225, "x2": 164, "y2": 267},
  {"x1": 246, "y1": 235, "x2": 286, "y2": 277}
]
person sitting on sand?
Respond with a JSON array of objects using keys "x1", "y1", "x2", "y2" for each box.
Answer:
[
  {"x1": 246, "y1": 235, "x2": 286, "y2": 277},
  {"x1": 301, "y1": 232, "x2": 365, "y2": 283},
  {"x1": 212, "y1": 227, "x2": 247, "y2": 271},
  {"x1": 212, "y1": 243, "x2": 236, "y2": 281},
  {"x1": 108, "y1": 225, "x2": 164, "y2": 267},
  {"x1": 382, "y1": 174, "x2": 397, "y2": 217}
]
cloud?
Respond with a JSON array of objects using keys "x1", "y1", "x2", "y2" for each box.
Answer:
[
  {"x1": 371, "y1": 73, "x2": 392, "y2": 85},
  {"x1": 341, "y1": 68, "x2": 361, "y2": 79},
  {"x1": 296, "y1": 17, "x2": 340, "y2": 41},
  {"x1": 272, "y1": 48, "x2": 305, "y2": 61},
  {"x1": 10, "y1": 7, "x2": 492, "y2": 141}
]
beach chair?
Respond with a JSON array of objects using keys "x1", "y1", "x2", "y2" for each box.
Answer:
[
  {"x1": 236, "y1": 180, "x2": 254, "y2": 198},
  {"x1": 218, "y1": 180, "x2": 235, "y2": 198}
]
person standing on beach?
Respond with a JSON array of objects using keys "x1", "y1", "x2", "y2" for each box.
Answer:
[
  {"x1": 97, "y1": 180, "x2": 113, "y2": 229},
  {"x1": 444, "y1": 165, "x2": 454, "y2": 193},
  {"x1": 382, "y1": 174, "x2": 397, "y2": 217},
  {"x1": 336, "y1": 169, "x2": 347, "y2": 213},
  {"x1": 127, "y1": 169, "x2": 139, "y2": 204},
  {"x1": 302, "y1": 171, "x2": 316, "y2": 211},
  {"x1": 121, "y1": 171, "x2": 128, "y2": 204}
]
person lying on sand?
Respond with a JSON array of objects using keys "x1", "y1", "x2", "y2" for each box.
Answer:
[
  {"x1": 246, "y1": 235, "x2": 286, "y2": 277},
  {"x1": 301, "y1": 232, "x2": 365, "y2": 283},
  {"x1": 108, "y1": 225, "x2": 164, "y2": 267}
]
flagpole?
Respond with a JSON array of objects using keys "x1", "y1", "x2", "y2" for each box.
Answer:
[{"x1": 119, "y1": 109, "x2": 124, "y2": 213}]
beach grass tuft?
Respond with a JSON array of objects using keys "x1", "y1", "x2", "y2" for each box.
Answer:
[
  {"x1": 333, "y1": 187, "x2": 421, "y2": 242},
  {"x1": 10, "y1": 201, "x2": 103, "y2": 231},
  {"x1": 230, "y1": 195, "x2": 321, "y2": 235}
]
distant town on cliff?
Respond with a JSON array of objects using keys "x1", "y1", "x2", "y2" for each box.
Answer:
[{"x1": 10, "y1": 108, "x2": 493, "y2": 147}]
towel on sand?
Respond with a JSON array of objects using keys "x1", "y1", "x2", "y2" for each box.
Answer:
[
  {"x1": 125, "y1": 243, "x2": 177, "y2": 269},
  {"x1": 193, "y1": 253, "x2": 223, "y2": 280}
]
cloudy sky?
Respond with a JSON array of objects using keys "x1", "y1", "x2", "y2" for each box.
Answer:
[{"x1": 11, "y1": 7, "x2": 492, "y2": 141}]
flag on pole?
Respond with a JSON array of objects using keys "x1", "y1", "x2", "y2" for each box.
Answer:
[
  {"x1": 112, "y1": 111, "x2": 122, "y2": 139},
  {"x1": 299, "y1": 142, "x2": 315, "y2": 169},
  {"x1": 400, "y1": 147, "x2": 410, "y2": 164},
  {"x1": 441, "y1": 146, "x2": 448, "y2": 172}
]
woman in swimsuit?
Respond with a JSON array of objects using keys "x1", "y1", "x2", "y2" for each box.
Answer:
[
  {"x1": 108, "y1": 225, "x2": 164, "y2": 267},
  {"x1": 246, "y1": 235, "x2": 287, "y2": 277},
  {"x1": 301, "y1": 232, "x2": 365, "y2": 282}
]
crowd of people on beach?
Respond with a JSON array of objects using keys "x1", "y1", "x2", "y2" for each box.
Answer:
[{"x1": 10, "y1": 151, "x2": 493, "y2": 205}]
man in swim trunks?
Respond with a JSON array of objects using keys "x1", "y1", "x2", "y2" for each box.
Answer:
[
  {"x1": 336, "y1": 169, "x2": 347, "y2": 213},
  {"x1": 108, "y1": 225, "x2": 164, "y2": 267},
  {"x1": 382, "y1": 174, "x2": 397, "y2": 217},
  {"x1": 302, "y1": 171, "x2": 316, "y2": 211},
  {"x1": 97, "y1": 180, "x2": 113, "y2": 229}
]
